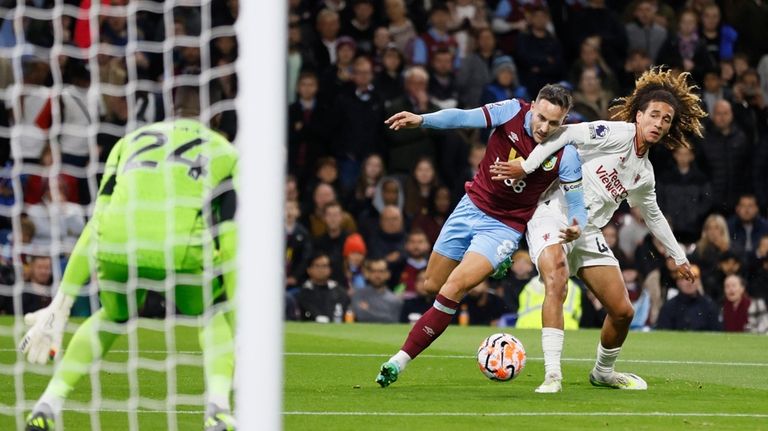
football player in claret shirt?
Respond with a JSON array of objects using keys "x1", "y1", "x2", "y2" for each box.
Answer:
[
  {"x1": 494, "y1": 68, "x2": 707, "y2": 392},
  {"x1": 375, "y1": 84, "x2": 588, "y2": 387},
  {"x1": 20, "y1": 84, "x2": 239, "y2": 431}
]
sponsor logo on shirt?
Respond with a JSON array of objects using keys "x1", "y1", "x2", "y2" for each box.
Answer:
[
  {"x1": 589, "y1": 123, "x2": 610, "y2": 139},
  {"x1": 595, "y1": 164, "x2": 628, "y2": 203}
]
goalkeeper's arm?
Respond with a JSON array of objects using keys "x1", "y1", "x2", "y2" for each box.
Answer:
[{"x1": 19, "y1": 137, "x2": 123, "y2": 364}]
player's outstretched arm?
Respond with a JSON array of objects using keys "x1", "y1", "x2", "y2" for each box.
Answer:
[{"x1": 386, "y1": 99, "x2": 523, "y2": 131}]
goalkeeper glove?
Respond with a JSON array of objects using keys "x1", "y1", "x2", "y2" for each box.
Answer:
[{"x1": 19, "y1": 292, "x2": 75, "y2": 365}]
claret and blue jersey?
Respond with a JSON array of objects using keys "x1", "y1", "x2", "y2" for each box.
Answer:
[{"x1": 420, "y1": 98, "x2": 586, "y2": 268}]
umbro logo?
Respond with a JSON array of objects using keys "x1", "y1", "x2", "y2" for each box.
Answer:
[
  {"x1": 634, "y1": 174, "x2": 641, "y2": 184},
  {"x1": 508, "y1": 131, "x2": 519, "y2": 143},
  {"x1": 619, "y1": 156, "x2": 626, "y2": 164},
  {"x1": 423, "y1": 326, "x2": 435, "y2": 337}
]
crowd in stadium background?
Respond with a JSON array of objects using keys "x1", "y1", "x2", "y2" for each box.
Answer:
[{"x1": 1, "y1": 0, "x2": 767, "y2": 333}]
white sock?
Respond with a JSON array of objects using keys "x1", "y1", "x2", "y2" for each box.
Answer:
[
  {"x1": 389, "y1": 350, "x2": 412, "y2": 373},
  {"x1": 207, "y1": 393, "x2": 231, "y2": 413},
  {"x1": 594, "y1": 342, "x2": 621, "y2": 375},
  {"x1": 37, "y1": 393, "x2": 64, "y2": 416},
  {"x1": 541, "y1": 327, "x2": 564, "y2": 379}
]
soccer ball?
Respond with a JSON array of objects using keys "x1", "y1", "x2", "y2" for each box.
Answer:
[{"x1": 477, "y1": 333, "x2": 526, "y2": 381}]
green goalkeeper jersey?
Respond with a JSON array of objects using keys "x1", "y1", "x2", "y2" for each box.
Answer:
[{"x1": 60, "y1": 118, "x2": 238, "y2": 296}]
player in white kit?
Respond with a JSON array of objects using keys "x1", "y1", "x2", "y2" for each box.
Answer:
[{"x1": 490, "y1": 68, "x2": 707, "y2": 392}]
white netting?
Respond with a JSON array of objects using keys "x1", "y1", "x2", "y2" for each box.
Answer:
[{"x1": 0, "y1": 1, "x2": 239, "y2": 430}]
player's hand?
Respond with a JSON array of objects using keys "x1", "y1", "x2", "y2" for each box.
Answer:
[
  {"x1": 385, "y1": 111, "x2": 423, "y2": 130},
  {"x1": 490, "y1": 159, "x2": 527, "y2": 181},
  {"x1": 19, "y1": 293, "x2": 73, "y2": 365},
  {"x1": 677, "y1": 262, "x2": 695, "y2": 282},
  {"x1": 559, "y1": 218, "x2": 581, "y2": 244}
]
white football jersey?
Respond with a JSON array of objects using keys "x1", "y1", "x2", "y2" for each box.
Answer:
[{"x1": 523, "y1": 121, "x2": 687, "y2": 264}]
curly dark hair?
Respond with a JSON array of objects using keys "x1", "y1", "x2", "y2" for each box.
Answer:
[{"x1": 609, "y1": 67, "x2": 707, "y2": 150}]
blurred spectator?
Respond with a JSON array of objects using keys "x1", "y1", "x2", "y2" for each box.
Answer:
[
  {"x1": 580, "y1": 288, "x2": 607, "y2": 328},
  {"x1": 624, "y1": 0, "x2": 667, "y2": 63},
  {"x1": 342, "y1": 0, "x2": 377, "y2": 54},
  {"x1": 351, "y1": 258, "x2": 402, "y2": 322},
  {"x1": 728, "y1": 0, "x2": 768, "y2": 65},
  {"x1": 306, "y1": 183, "x2": 357, "y2": 238},
  {"x1": 288, "y1": 72, "x2": 331, "y2": 183},
  {"x1": 14, "y1": 55, "x2": 52, "y2": 168},
  {"x1": 622, "y1": 0, "x2": 676, "y2": 31},
  {"x1": 358, "y1": 176, "x2": 404, "y2": 238},
  {"x1": 297, "y1": 252, "x2": 349, "y2": 322},
  {"x1": 601, "y1": 223, "x2": 629, "y2": 267},
  {"x1": 479, "y1": 55, "x2": 529, "y2": 107},
  {"x1": 455, "y1": 27, "x2": 502, "y2": 108},
  {"x1": 566, "y1": 0, "x2": 629, "y2": 76},
  {"x1": 697, "y1": 99, "x2": 751, "y2": 213},
  {"x1": 366, "y1": 205, "x2": 407, "y2": 267},
  {"x1": 571, "y1": 68, "x2": 613, "y2": 121},
  {"x1": 343, "y1": 233, "x2": 368, "y2": 290},
  {"x1": 516, "y1": 276, "x2": 581, "y2": 329},
  {"x1": 410, "y1": 4, "x2": 458, "y2": 67},
  {"x1": 303, "y1": 157, "x2": 343, "y2": 204},
  {"x1": 491, "y1": 0, "x2": 544, "y2": 55},
  {"x1": 394, "y1": 229, "x2": 430, "y2": 297},
  {"x1": 749, "y1": 240, "x2": 768, "y2": 301},
  {"x1": 706, "y1": 251, "x2": 744, "y2": 303},
  {"x1": 495, "y1": 248, "x2": 535, "y2": 314},
  {"x1": 618, "y1": 48, "x2": 652, "y2": 95},
  {"x1": 374, "y1": 44, "x2": 406, "y2": 105},
  {"x1": 427, "y1": 47, "x2": 459, "y2": 109},
  {"x1": 458, "y1": 279, "x2": 508, "y2": 326},
  {"x1": 623, "y1": 265, "x2": 650, "y2": 329},
  {"x1": 617, "y1": 207, "x2": 649, "y2": 263},
  {"x1": 314, "y1": 201, "x2": 352, "y2": 282},
  {"x1": 731, "y1": 69, "x2": 767, "y2": 145},
  {"x1": 411, "y1": 185, "x2": 452, "y2": 245},
  {"x1": 447, "y1": 0, "x2": 489, "y2": 61},
  {"x1": 655, "y1": 264, "x2": 720, "y2": 331},
  {"x1": 727, "y1": 194, "x2": 768, "y2": 266},
  {"x1": 384, "y1": 66, "x2": 439, "y2": 173},
  {"x1": 722, "y1": 274, "x2": 768, "y2": 333},
  {"x1": 687, "y1": 210, "x2": 724, "y2": 274},
  {"x1": 656, "y1": 146, "x2": 712, "y2": 244},
  {"x1": 24, "y1": 146, "x2": 79, "y2": 205},
  {"x1": 399, "y1": 268, "x2": 433, "y2": 323},
  {"x1": 384, "y1": 0, "x2": 417, "y2": 55},
  {"x1": 22, "y1": 255, "x2": 53, "y2": 314},
  {"x1": 372, "y1": 26, "x2": 395, "y2": 71},
  {"x1": 700, "y1": 68, "x2": 733, "y2": 115},
  {"x1": 285, "y1": 200, "x2": 313, "y2": 291},
  {"x1": 404, "y1": 157, "x2": 440, "y2": 219},
  {"x1": 514, "y1": 6, "x2": 565, "y2": 95},
  {"x1": 312, "y1": 9, "x2": 342, "y2": 72},
  {"x1": 286, "y1": 175, "x2": 301, "y2": 203},
  {"x1": 288, "y1": 22, "x2": 317, "y2": 103},
  {"x1": 59, "y1": 58, "x2": 93, "y2": 170},
  {"x1": 330, "y1": 56, "x2": 385, "y2": 188},
  {"x1": 698, "y1": 2, "x2": 737, "y2": 64},
  {"x1": 657, "y1": 9, "x2": 716, "y2": 81},
  {"x1": 634, "y1": 233, "x2": 668, "y2": 278},
  {"x1": 347, "y1": 153, "x2": 386, "y2": 217},
  {"x1": 319, "y1": 36, "x2": 358, "y2": 104},
  {"x1": 24, "y1": 179, "x2": 86, "y2": 250},
  {"x1": 568, "y1": 36, "x2": 619, "y2": 95},
  {"x1": 759, "y1": 54, "x2": 768, "y2": 103}
]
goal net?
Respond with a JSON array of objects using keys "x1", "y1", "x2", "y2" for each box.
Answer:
[{"x1": 0, "y1": 1, "x2": 283, "y2": 430}]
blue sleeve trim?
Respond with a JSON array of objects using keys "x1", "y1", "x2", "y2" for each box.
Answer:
[{"x1": 559, "y1": 145, "x2": 587, "y2": 228}]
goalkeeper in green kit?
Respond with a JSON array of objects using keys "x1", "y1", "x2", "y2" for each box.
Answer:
[{"x1": 20, "y1": 84, "x2": 238, "y2": 431}]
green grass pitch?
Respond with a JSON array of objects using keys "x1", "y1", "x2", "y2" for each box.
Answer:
[{"x1": 2, "y1": 317, "x2": 767, "y2": 430}]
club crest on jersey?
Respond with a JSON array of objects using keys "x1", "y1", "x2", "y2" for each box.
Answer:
[
  {"x1": 507, "y1": 131, "x2": 519, "y2": 143},
  {"x1": 589, "y1": 123, "x2": 610, "y2": 139},
  {"x1": 634, "y1": 173, "x2": 641, "y2": 184},
  {"x1": 541, "y1": 155, "x2": 557, "y2": 171}
]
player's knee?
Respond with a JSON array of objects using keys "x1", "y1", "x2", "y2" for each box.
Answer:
[
  {"x1": 541, "y1": 267, "x2": 569, "y2": 301},
  {"x1": 610, "y1": 301, "x2": 635, "y2": 324},
  {"x1": 422, "y1": 277, "x2": 442, "y2": 295}
]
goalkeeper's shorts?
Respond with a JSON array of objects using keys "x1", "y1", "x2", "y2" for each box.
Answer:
[{"x1": 97, "y1": 260, "x2": 225, "y2": 322}]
